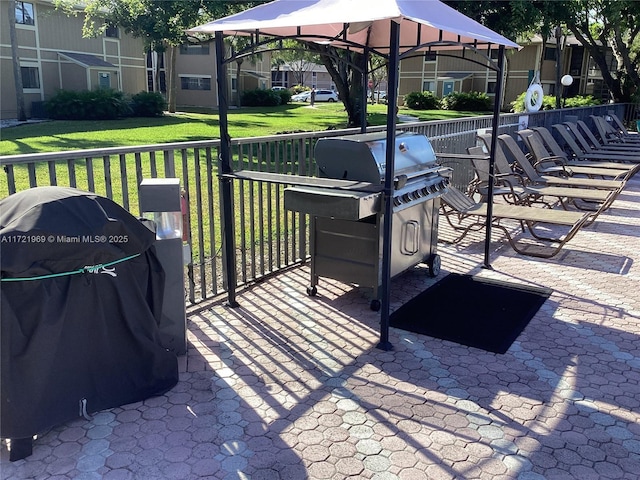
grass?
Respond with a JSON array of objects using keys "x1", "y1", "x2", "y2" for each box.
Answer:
[
  {"x1": 0, "y1": 103, "x2": 483, "y2": 156},
  {"x1": 0, "y1": 102, "x2": 484, "y2": 268}
]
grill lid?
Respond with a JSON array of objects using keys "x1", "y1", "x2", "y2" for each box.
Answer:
[{"x1": 314, "y1": 131, "x2": 438, "y2": 184}]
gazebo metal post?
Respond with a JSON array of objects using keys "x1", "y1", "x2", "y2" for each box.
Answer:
[
  {"x1": 215, "y1": 31, "x2": 239, "y2": 307},
  {"x1": 377, "y1": 19, "x2": 400, "y2": 351},
  {"x1": 483, "y1": 44, "x2": 506, "y2": 269}
]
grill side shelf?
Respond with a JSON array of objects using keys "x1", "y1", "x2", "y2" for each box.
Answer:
[{"x1": 225, "y1": 170, "x2": 382, "y2": 193}]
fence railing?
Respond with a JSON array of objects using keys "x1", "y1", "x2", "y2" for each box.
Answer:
[{"x1": 1, "y1": 103, "x2": 633, "y2": 303}]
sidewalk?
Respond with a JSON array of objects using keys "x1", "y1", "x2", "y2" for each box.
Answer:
[{"x1": 2, "y1": 177, "x2": 640, "y2": 479}]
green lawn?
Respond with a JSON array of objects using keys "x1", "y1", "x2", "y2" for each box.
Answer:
[
  {"x1": 0, "y1": 102, "x2": 485, "y2": 266},
  {"x1": 0, "y1": 103, "x2": 483, "y2": 156}
]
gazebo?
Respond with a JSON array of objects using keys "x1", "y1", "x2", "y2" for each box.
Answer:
[{"x1": 187, "y1": 0, "x2": 519, "y2": 349}]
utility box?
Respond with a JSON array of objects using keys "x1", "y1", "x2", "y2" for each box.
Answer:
[{"x1": 139, "y1": 178, "x2": 187, "y2": 355}]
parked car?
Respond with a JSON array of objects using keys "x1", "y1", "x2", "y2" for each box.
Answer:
[
  {"x1": 291, "y1": 89, "x2": 339, "y2": 102},
  {"x1": 272, "y1": 86, "x2": 288, "y2": 91},
  {"x1": 369, "y1": 90, "x2": 387, "y2": 100}
]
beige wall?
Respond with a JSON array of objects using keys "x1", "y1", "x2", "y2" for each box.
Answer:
[
  {"x1": 397, "y1": 41, "x2": 604, "y2": 109},
  {"x1": 173, "y1": 46, "x2": 273, "y2": 108},
  {"x1": 1, "y1": 0, "x2": 146, "y2": 119}
]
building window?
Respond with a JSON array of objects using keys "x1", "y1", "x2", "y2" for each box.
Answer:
[
  {"x1": 99, "y1": 72, "x2": 111, "y2": 89},
  {"x1": 15, "y1": 1, "x2": 35, "y2": 26},
  {"x1": 20, "y1": 66, "x2": 40, "y2": 89},
  {"x1": 422, "y1": 80, "x2": 435, "y2": 92},
  {"x1": 147, "y1": 71, "x2": 166, "y2": 93},
  {"x1": 487, "y1": 82, "x2": 496, "y2": 94},
  {"x1": 146, "y1": 51, "x2": 165, "y2": 69},
  {"x1": 544, "y1": 47, "x2": 557, "y2": 61},
  {"x1": 179, "y1": 44, "x2": 210, "y2": 55},
  {"x1": 424, "y1": 52, "x2": 436, "y2": 62},
  {"x1": 105, "y1": 25, "x2": 119, "y2": 38},
  {"x1": 180, "y1": 76, "x2": 211, "y2": 91}
]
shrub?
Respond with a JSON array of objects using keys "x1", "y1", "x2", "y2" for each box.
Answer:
[
  {"x1": 89, "y1": 88, "x2": 132, "y2": 119},
  {"x1": 404, "y1": 91, "x2": 440, "y2": 110},
  {"x1": 241, "y1": 89, "x2": 282, "y2": 107},
  {"x1": 131, "y1": 91, "x2": 166, "y2": 117},
  {"x1": 291, "y1": 85, "x2": 310, "y2": 95},
  {"x1": 510, "y1": 91, "x2": 554, "y2": 112},
  {"x1": 45, "y1": 90, "x2": 86, "y2": 119},
  {"x1": 45, "y1": 88, "x2": 132, "y2": 120},
  {"x1": 273, "y1": 88, "x2": 292, "y2": 105},
  {"x1": 509, "y1": 91, "x2": 600, "y2": 112},
  {"x1": 441, "y1": 91, "x2": 492, "y2": 111},
  {"x1": 563, "y1": 95, "x2": 601, "y2": 108}
]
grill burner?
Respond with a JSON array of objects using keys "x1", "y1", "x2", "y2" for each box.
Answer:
[{"x1": 285, "y1": 131, "x2": 449, "y2": 310}]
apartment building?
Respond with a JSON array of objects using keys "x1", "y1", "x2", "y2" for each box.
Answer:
[
  {"x1": 398, "y1": 35, "x2": 611, "y2": 108},
  {"x1": 0, "y1": 0, "x2": 147, "y2": 119},
  {"x1": 1, "y1": 1, "x2": 613, "y2": 120},
  {"x1": 161, "y1": 42, "x2": 271, "y2": 109}
]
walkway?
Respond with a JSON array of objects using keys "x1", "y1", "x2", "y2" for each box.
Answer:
[{"x1": 2, "y1": 177, "x2": 640, "y2": 479}]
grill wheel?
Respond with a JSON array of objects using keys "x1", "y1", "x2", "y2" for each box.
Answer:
[{"x1": 427, "y1": 254, "x2": 441, "y2": 277}]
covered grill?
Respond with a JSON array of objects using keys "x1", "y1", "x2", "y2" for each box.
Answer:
[{"x1": 285, "y1": 131, "x2": 449, "y2": 310}]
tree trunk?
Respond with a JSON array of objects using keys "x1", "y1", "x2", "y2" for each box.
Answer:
[
  {"x1": 235, "y1": 58, "x2": 243, "y2": 107},
  {"x1": 9, "y1": 0, "x2": 27, "y2": 121},
  {"x1": 167, "y1": 45, "x2": 177, "y2": 113},
  {"x1": 311, "y1": 44, "x2": 365, "y2": 127},
  {"x1": 567, "y1": 25, "x2": 625, "y2": 102}
]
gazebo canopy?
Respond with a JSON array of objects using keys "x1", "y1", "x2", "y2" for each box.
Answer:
[{"x1": 187, "y1": 0, "x2": 519, "y2": 55}]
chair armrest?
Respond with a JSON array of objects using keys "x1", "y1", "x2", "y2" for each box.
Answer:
[
  {"x1": 532, "y1": 155, "x2": 572, "y2": 177},
  {"x1": 532, "y1": 154, "x2": 567, "y2": 167}
]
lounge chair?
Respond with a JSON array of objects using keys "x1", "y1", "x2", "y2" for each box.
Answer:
[
  {"x1": 575, "y1": 120, "x2": 640, "y2": 153},
  {"x1": 466, "y1": 145, "x2": 537, "y2": 206},
  {"x1": 590, "y1": 115, "x2": 640, "y2": 147},
  {"x1": 553, "y1": 123, "x2": 640, "y2": 164},
  {"x1": 486, "y1": 135, "x2": 618, "y2": 217},
  {"x1": 516, "y1": 130, "x2": 625, "y2": 192},
  {"x1": 607, "y1": 113, "x2": 640, "y2": 139},
  {"x1": 530, "y1": 126, "x2": 638, "y2": 179},
  {"x1": 439, "y1": 184, "x2": 594, "y2": 258}
]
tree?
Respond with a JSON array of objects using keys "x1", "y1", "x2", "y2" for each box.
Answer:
[
  {"x1": 55, "y1": 0, "x2": 253, "y2": 112},
  {"x1": 226, "y1": 36, "x2": 263, "y2": 107},
  {"x1": 368, "y1": 55, "x2": 388, "y2": 103},
  {"x1": 558, "y1": 0, "x2": 640, "y2": 102},
  {"x1": 307, "y1": 43, "x2": 367, "y2": 127},
  {"x1": 270, "y1": 41, "x2": 322, "y2": 87},
  {"x1": 446, "y1": 0, "x2": 640, "y2": 103},
  {"x1": 83, "y1": 0, "x2": 206, "y2": 112},
  {"x1": 8, "y1": 0, "x2": 27, "y2": 121},
  {"x1": 271, "y1": 57, "x2": 286, "y2": 87}
]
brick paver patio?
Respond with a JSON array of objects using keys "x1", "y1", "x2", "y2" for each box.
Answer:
[{"x1": 2, "y1": 177, "x2": 639, "y2": 480}]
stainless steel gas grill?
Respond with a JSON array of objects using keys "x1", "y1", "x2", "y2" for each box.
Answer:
[{"x1": 284, "y1": 131, "x2": 449, "y2": 310}]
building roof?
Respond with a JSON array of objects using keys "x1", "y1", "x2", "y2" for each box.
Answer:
[
  {"x1": 242, "y1": 71, "x2": 268, "y2": 79},
  {"x1": 58, "y1": 52, "x2": 117, "y2": 69}
]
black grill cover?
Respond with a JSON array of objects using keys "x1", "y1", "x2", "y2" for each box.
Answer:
[{"x1": 0, "y1": 186, "x2": 178, "y2": 443}]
